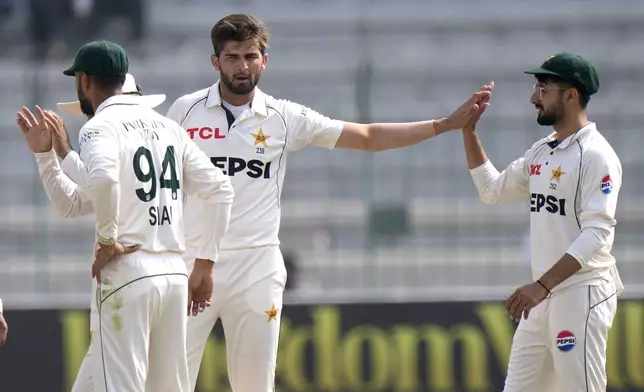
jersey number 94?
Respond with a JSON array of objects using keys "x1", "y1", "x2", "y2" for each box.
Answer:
[{"x1": 132, "y1": 145, "x2": 180, "y2": 202}]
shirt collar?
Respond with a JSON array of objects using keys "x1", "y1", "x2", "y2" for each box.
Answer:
[
  {"x1": 95, "y1": 94, "x2": 142, "y2": 115},
  {"x1": 548, "y1": 122, "x2": 596, "y2": 150},
  {"x1": 205, "y1": 80, "x2": 268, "y2": 116}
]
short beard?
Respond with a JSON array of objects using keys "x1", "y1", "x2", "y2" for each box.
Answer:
[
  {"x1": 220, "y1": 70, "x2": 261, "y2": 95},
  {"x1": 76, "y1": 81, "x2": 95, "y2": 117},
  {"x1": 536, "y1": 101, "x2": 565, "y2": 127},
  {"x1": 79, "y1": 97, "x2": 95, "y2": 117}
]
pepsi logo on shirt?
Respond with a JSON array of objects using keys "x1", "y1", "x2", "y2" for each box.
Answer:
[
  {"x1": 556, "y1": 330, "x2": 576, "y2": 352},
  {"x1": 601, "y1": 175, "x2": 613, "y2": 194}
]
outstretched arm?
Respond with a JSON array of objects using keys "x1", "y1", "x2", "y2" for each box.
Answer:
[{"x1": 335, "y1": 87, "x2": 492, "y2": 151}]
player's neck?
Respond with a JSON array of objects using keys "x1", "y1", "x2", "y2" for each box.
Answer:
[
  {"x1": 218, "y1": 84, "x2": 253, "y2": 107},
  {"x1": 91, "y1": 90, "x2": 123, "y2": 113},
  {"x1": 553, "y1": 112, "x2": 589, "y2": 142}
]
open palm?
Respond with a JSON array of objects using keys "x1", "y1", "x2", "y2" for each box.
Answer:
[{"x1": 17, "y1": 106, "x2": 54, "y2": 153}]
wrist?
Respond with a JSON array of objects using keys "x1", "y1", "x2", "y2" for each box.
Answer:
[
  {"x1": 194, "y1": 258, "x2": 214, "y2": 272},
  {"x1": 432, "y1": 118, "x2": 450, "y2": 135},
  {"x1": 97, "y1": 235, "x2": 116, "y2": 246},
  {"x1": 536, "y1": 279, "x2": 551, "y2": 297},
  {"x1": 56, "y1": 146, "x2": 72, "y2": 160}
]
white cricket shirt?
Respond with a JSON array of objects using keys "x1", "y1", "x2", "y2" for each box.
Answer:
[
  {"x1": 77, "y1": 95, "x2": 234, "y2": 261},
  {"x1": 166, "y1": 82, "x2": 344, "y2": 251},
  {"x1": 470, "y1": 123, "x2": 624, "y2": 295}
]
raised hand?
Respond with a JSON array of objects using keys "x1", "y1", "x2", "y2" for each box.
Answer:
[
  {"x1": 443, "y1": 82, "x2": 494, "y2": 132},
  {"x1": 16, "y1": 106, "x2": 55, "y2": 153},
  {"x1": 463, "y1": 81, "x2": 495, "y2": 132},
  {"x1": 44, "y1": 110, "x2": 74, "y2": 159}
]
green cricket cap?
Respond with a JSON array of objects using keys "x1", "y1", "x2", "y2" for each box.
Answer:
[
  {"x1": 63, "y1": 40, "x2": 129, "y2": 78},
  {"x1": 524, "y1": 52, "x2": 599, "y2": 95}
]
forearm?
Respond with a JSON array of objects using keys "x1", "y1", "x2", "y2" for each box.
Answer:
[
  {"x1": 537, "y1": 254, "x2": 582, "y2": 291},
  {"x1": 60, "y1": 151, "x2": 88, "y2": 187},
  {"x1": 466, "y1": 131, "x2": 529, "y2": 205},
  {"x1": 538, "y1": 227, "x2": 609, "y2": 290},
  {"x1": 196, "y1": 201, "x2": 232, "y2": 262},
  {"x1": 90, "y1": 178, "x2": 119, "y2": 242},
  {"x1": 35, "y1": 150, "x2": 94, "y2": 218},
  {"x1": 365, "y1": 120, "x2": 439, "y2": 151},
  {"x1": 462, "y1": 130, "x2": 490, "y2": 170}
]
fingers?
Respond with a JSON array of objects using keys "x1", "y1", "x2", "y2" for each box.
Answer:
[
  {"x1": 523, "y1": 305, "x2": 532, "y2": 320},
  {"x1": 123, "y1": 244, "x2": 141, "y2": 254},
  {"x1": 505, "y1": 290, "x2": 519, "y2": 313},
  {"x1": 513, "y1": 300, "x2": 526, "y2": 321},
  {"x1": 43, "y1": 116, "x2": 57, "y2": 133},
  {"x1": 35, "y1": 106, "x2": 50, "y2": 130},
  {"x1": 43, "y1": 111, "x2": 59, "y2": 131},
  {"x1": 91, "y1": 262, "x2": 101, "y2": 282},
  {"x1": 474, "y1": 90, "x2": 491, "y2": 102},
  {"x1": 16, "y1": 113, "x2": 29, "y2": 134},
  {"x1": 190, "y1": 300, "x2": 204, "y2": 317},
  {"x1": 187, "y1": 287, "x2": 193, "y2": 316},
  {"x1": 21, "y1": 107, "x2": 37, "y2": 128}
]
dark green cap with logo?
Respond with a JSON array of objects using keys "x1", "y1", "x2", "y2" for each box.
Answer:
[
  {"x1": 63, "y1": 40, "x2": 129, "y2": 78},
  {"x1": 524, "y1": 52, "x2": 599, "y2": 95}
]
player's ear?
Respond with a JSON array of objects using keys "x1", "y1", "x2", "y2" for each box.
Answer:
[
  {"x1": 211, "y1": 54, "x2": 220, "y2": 72},
  {"x1": 261, "y1": 52, "x2": 268, "y2": 71},
  {"x1": 567, "y1": 87, "x2": 577, "y2": 103}
]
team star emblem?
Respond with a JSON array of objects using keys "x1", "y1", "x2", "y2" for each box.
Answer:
[
  {"x1": 251, "y1": 128, "x2": 270, "y2": 147},
  {"x1": 551, "y1": 165, "x2": 566, "y2": 183},
  {"x1": 264, "y1": 303, "x2": 279, "y2": 322}
]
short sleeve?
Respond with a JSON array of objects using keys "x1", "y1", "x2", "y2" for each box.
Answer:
[{"x1": 282, "y1": 101, "x2": 345, "y2": 152}]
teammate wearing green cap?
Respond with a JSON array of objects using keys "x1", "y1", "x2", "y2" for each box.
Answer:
[
  {"x1": 17, "y1": 40, "x2": 235, "y2": 392},
  {"x1": 460, "y1": 53, "x2": 623, "y2": 391}
]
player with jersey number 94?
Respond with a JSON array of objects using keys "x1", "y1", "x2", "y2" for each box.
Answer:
[{"x1": 18, "y1": 40, "x2": 235, "y2": 392}]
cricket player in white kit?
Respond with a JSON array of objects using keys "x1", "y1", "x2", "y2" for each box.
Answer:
[
  {"x1": 17, "y1": 40, "x2": 235, "y2": 392},
  {"x1": 167, "y1": 14, "x2": 492, "y2": 391},
  {"x1": 25, "y1": 74, "x2": 180, "y2": 392},
  {"x1": 460, "y1": 53, "x2": 623, "y2": 391}
]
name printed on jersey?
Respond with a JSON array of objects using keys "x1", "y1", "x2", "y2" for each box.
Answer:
[{"x1": 121, "y1": 118, "x2": 182, "y2": 227}]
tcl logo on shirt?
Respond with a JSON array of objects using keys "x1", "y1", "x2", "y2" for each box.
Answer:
[
  {"x1": 530, "y1": 164, "x2": 542, "y2": 176},
  {"x1": 530, "y1": 193, "x2": 567, "y2": 216},
  {"x1": 187, "y1": 127, "x2": 225, "y2": 140}
]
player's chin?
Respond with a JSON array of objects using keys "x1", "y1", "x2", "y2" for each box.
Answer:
[
  {"x1": 536, "y1": 114, "x2": 556, "y2": 126},
  {"x1": 230, "y1": 81, "x2": 255, "y2": 94}
]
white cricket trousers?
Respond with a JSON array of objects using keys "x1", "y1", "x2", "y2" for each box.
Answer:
[
  {"x1": 503, "y1": 278, "x2": 617, "y2": 392},
  {"x1": 71, "y1": 251, "x2": 191, "y2": 392},
  {"x1": 185, "y1": 245, "x2": 287, "y2": 392}
]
